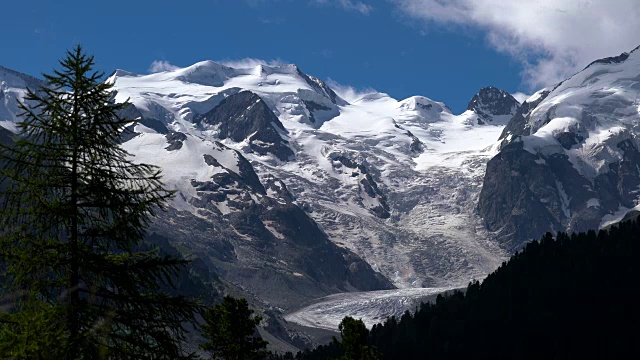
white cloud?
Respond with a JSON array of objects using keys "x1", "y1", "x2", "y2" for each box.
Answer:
[
  {"x1": 314, "y1": 0, "x2": 373, "y2": 15},
  {"x1": 326, "y1": 78, "x2": 378, "y2": 103},
  {"x1": 511, "y1": 92, "x2": 531, "y2": 104},
  {"x1": 217, "y1": 58, "x2": 286, "y2": 68},
  {"x1": 393, "y1": 0, "x2": 640, "y2": 89},
  {"x1": 148, "y1": 60, "x2": 179, "y2": 73}
]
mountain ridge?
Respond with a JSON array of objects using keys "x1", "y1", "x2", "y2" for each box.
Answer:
[
  {"x1": 7, "y1": 48, "x2": 640, "y2": 349},
  {"x1": 480, "y1": 45, "x2": 640, "y2": 250},
  {"x1": 1, "y1": 59, "x2": 522, "y2": 294}
]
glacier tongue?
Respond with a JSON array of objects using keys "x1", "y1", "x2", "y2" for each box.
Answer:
[{"x1": 284, "y1": 287, "x2": 458, "y2": 331}]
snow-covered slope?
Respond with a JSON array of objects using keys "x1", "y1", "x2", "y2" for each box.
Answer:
[
  {"x1": 480, "y1": 45, "x2": 640, "y2": 250},
  {"x1": 0, "y1": 66, "x2": 44, "y2": 132},
  {"x1": 0, "y1": 64, "x2": 394, "y2": 313},
  {"x1": 106, "y1": 127, "x2": 397, "y2": 310},
  {"x1": 461, "y1": 86, "x2": 520, "y2": 126},
  {"x1": 109, "y1": 61, "x2": 345, "y2": 132},
  {"x1": 1, "y1": 60, "x2": 515, "y2": 300},
  {"x1": 106, "y1": 62, "x2": 514, "y2": 290}
]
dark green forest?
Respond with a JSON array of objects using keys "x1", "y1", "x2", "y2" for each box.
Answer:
[{"x1": 286, "y1": 217, "x2": 640, "y2": 360}]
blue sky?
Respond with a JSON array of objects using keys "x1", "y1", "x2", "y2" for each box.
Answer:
[{"x1": 2, "y1": 0, "x2": 639, "y2": 113}]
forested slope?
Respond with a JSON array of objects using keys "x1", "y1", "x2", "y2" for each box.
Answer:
[{"x1": 293, "y1": 217, "x2": 640, "y2": 359}]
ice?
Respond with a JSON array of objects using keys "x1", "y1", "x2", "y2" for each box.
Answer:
[{"x1": 285, "y1": 287, "x2": 457, "y2": 331}]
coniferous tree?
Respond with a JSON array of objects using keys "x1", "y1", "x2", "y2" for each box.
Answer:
[
  {"x1": 0, "y1": 46, "x2": 198, "y2": 359},
  {"x1": 335, "y1": 317, "x2": 378, "y2": 360},
  {"x1": 200, "y1": 296, "x2": 268, "y2": 360}
]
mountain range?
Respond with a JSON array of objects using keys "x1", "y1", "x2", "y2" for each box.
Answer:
[{"x1": 2, "y1": 45, "x2": 640, "y2": 350}]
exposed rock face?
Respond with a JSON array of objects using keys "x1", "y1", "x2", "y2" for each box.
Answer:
[
  {"x1": 296, "y1": 69, "x2": 346, "y2": 107},
  {"x1": 479, "y1": 142, "x2": 587, "y2": 250},
  {"x1": 480, "y1": 46, "x2": 640, "y2": 250},
  {"x1": 127, "y1": 135, "x2": 394, "y2": 309},
  {"x1": 328, "y1": 152, "x2": 391, "y2": 219},
  {"x1": 117, "y1": 104, "x2": 170, "y2": 143},
  {"x1": 0, "y1": 126, "x2": 13, "y2": 147},
  {"x1": 498, "y1": 90, "x2": 552, "y2": 142},
  {"x1": 0, "y1": 65, "x2": 45, "y2": 127},
  {"x1": 165, "y1": 131, "x2": 187, "y2": 151},
  {"x1": 584, "y1": 45, "x2": 639, "y2": 68},
  {"x1": 481, "y1": 138, "x2": 640, "y2": 252},
  {"x1": 466, "y1": 87, "x2": 520, "y2": 125},
  {"x1": 196, "y1": 91, "x2": 294, "y2": 161}
]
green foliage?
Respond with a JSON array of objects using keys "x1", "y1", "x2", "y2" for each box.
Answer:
[
  {"x1": 0, "y1": 45, "x2": 199, "y2": 359},
  {"x1": 0, "y1": 298, "x2": 67, "y2": 359},
  {"x1": 296, "y1": 217, "x2": 640, "y2": 359},
  {"x1": 335, "y1": 317, "x2": 378, "y2": 360},
  {"x1": 200, "y1": 296, "x2": 269, "y2": 360}
]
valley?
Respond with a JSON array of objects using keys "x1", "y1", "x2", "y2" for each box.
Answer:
[{"x1": 3, "y1": 45, "x2": 640, "y2": 344}]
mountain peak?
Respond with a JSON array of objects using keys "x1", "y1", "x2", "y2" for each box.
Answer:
[
  {"x1": 0, "y1": 65, "x2": 44, "y2": 89},
  {"x1": 196, "y1": 90, "x2": 294, "y2": 161},
  {"x1": 398, "y1": 96, "x2": 451, "y2": 115},
  {"x1": 583, "y1": 44, "x2": 640, "y2": 70},
  {"x1": 466, "y1": 86, "x2": 520, "y2": 125},
  {"x1": 172, "y1": 60, "x2": 233, "y2": 86}
]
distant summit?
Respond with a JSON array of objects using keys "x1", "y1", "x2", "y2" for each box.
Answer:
[{"x1": 466, "y1": 86, "x2": 520, "y2": 125}]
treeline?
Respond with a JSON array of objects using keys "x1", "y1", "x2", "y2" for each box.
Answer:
[{"x1": 286, "y1": 217, "x2": 640, "y2": 359}]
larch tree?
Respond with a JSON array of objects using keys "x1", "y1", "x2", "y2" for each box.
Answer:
[
  {"x1": 0, "y1": 45, "x2": 199, "y2": 360},
  {"x1": 200, "y1": 296, "x2": 268, "y2": 360},
  {"x1": 336, "y1": 317, "x2": 379, "y2": 360}
]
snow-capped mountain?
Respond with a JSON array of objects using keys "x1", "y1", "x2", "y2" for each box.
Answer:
[
  {"x1": 0, "y1": 64, "x2": 394, "y2": 316},
  {"x1": 3, "y1": 46, "x2": 640, "y2": 342},
  {"x1": 480, "y1": 46, "x2": 640, "y2": 250},
  {"x1": 105, "y1": 62, "x2": 516, "y2": 291},
  {"x1": 463, "y1": 86, "x2": 520, "y2": 126},
  {"x1": 0, "y1": 60, "x2": 518, "y2": 298},
  {"x1": 0, "y1": 65, "x2": 44, "y2": 133}
]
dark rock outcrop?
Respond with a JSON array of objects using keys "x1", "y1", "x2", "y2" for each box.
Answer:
[
  {"x1": 296, "y1": 70, "x2": 346, "y2": 106},
  {"x1": 117, "y1": 103, "x2": 170, "y2": 143},
  {"x1": 165, "y1": 131, "x2": 187, "y2": 151},
  {"x1": 196, "y1": 91, "x2": 294, "y2": 161},
  {"x1": 331, "y1": 154, "x2": 391, "y2": 219},
  {"x1": 0, "y1": 126, "x2": 14, "y2": 147},
  {"x1": 467, "y1": 87, "x2": 520, "y2": 125},
  {"x1": 153, "y1": 143, "x2": 393, "y2": 309},
  {"x1": 498, "y1": 90, "x2": 551, "y2": 142},
  {"x1": 479, "y1": 138, "x2": 640, "y2": 251},
  {"x1": 583, "y1": 45, "x2": 640, "y2": 69},
  {"x1": 478, "y1": 142, "x2": 563, "y2": 250}
]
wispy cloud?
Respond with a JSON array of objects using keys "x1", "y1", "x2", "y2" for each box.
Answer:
[
  {"x1": 326, "y1": 78, "x2": 378, "y2": 103},
  {"x1": 511, "y1": 92, "x2": 531, "y2": 104},
  {"x1": 393, "y1": 0, "x2": 640, "y2": 89},
  {"x1": 259, "y1": 17, "x2": 284, "y2": 25},
  {"x1": 316, "y1": 49, "x2": 334, "y2": 58},
  {"x1": 313, "y1": 0, "x2": 373, "y2": 15},
  {"x1": 149, "y1": 60, "x2": 179, "y2": 73},
  {"x1": 217, "y1": 58, "x2": 287, "y2": 68}
]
